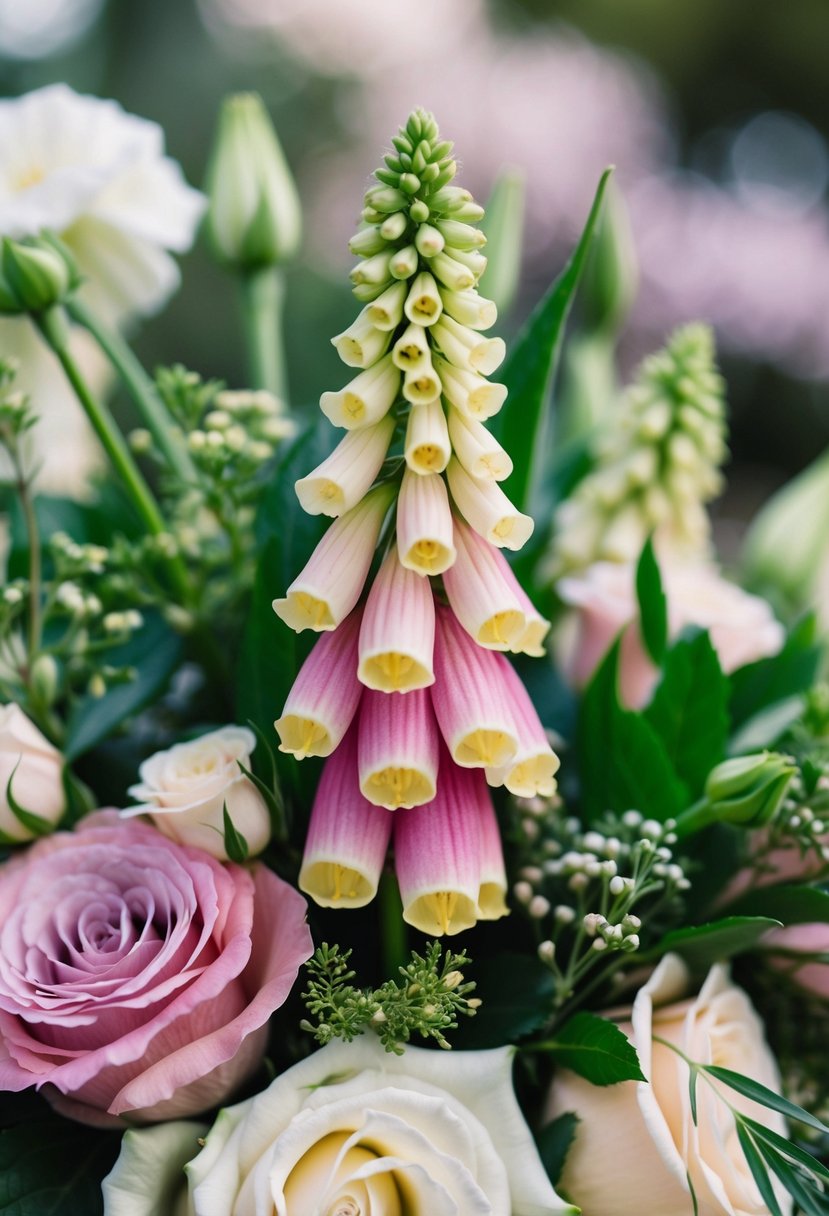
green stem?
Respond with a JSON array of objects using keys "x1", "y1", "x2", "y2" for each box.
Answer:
[
  {"x1": 12, "y1": 456, "x2": 41, "y2": 663},
  {"x1": 379, "y1": 871, "x2": 408, "y2": 977},
  {"x1": 239, "y1": 267, "x2": 287, "y2": 399},
  {"x1": 34, "y1": 307, "x2": 191, "y2": 602},
  {"x1": 674, "y1": 796, "x2": 715, "y2": 840},
  {"x1": 65, "y1": 297, "x2": 196, "y2": 482}
]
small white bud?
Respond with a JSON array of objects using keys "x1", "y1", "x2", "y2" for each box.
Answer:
[
  {"x1": 554, "y1": 905, "x2": 576, "y2": 924},
  {"x1": 538, "y1": 940, "x2": 556, "y2": 965},
  {"x1": 622, "y1": 810, "x2": 643, "y2": 828},
  {"x1": 608, "y1": 876, "x2": 627, "y2": 896},
  {"x1": 592, "y1": 938, "x2": 608, "y2": 952},
  {"x1": 640, "y1": 819, "x2": 662, "y2": 839},
  {"x1": 528, "y1": 895, "x2": 551, "y2": 919},
  {"x1": 513, "y1": 881, "x2": 533, "y2": 905},
  {"x1": 3, "y1": 587, "x2": 23, "y2": 605}
]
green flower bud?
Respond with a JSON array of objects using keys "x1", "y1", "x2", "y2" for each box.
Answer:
[
  {"x1": 580, "y1": 180, "x2": 638, "y2": 334},
  {"x1": 204, "y1": 93, "x2": 301, "y2": 270},
  {"x1": 1, "y1": 235, "x2": 74, "y2": 314},
  {"x1": 676, "y1": 751, "x2": 796, "y2": 838},
  {"x1": 30, "y1": 654, "x2": 60, "y2": 708}
]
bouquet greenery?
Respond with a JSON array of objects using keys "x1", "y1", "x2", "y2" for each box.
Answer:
[{"x1": 0, "y1": 85, "x2": 828, "y2": 1216}]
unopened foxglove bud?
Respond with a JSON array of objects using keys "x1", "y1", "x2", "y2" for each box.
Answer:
[{"x1": 1, "y1": 235, "x2": 75, "y2": 313}]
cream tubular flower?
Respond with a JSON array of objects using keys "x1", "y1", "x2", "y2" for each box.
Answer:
[
  {"x1": 274, "y1": 485, "x2": 394, "y2": 632},
  {"x1": 439, "y1": 287, "x2": 498, "y2": 330},
  {"x1": 546, "y1": 955, "x2": 791, "y2": 1216},
  {"x1": 442, "y1": 516, "x2": 526, "y2": 650},
  {"x1": 435, "y1": 356, "x2": 508, "y2": 421},
  {"x1": 358, "y1": 688, "x2": 439, "y2": 809},
  {"x1": 299, "y1": 725, "x2": 392, "y2": 909},
  {"x1": 430, "y1": 250, "x2": 476, "y2": 291},
  {"x1": 485, "y1": 655, "x2": 560, "y2": 798},
  {"x1": 403, "y1": 270, "x2": 443, "y2": 325},
  {"x1": 366, "y1": 280, "x2": 407, "y2": 330},
  {"x1": 448, "y1": 406, "x2": 513, "y2": 480},
  {"x1": 394, "y1": 749, "x2": 483, "y2": 936},
  {"x1": 432, "y1": 604, "x2": 518, "y2": 768},
  {"x1": 349, "y1": 249, "x2": 392, "y2": 288},
  {"x1": 330, "y1": 309, "x2": 392, "y2": 368},
  {"x1": 404, "y1": 397, "x2": 451, "y2": 474},
  {"x1": 396, "y1": 468, "x2": 456, "y2": 576},
  {"x1": 402, "y1": 356, "x2": 442, "y2": 406},
  {"x1": 498, "y1": 556, "x2": 551, "y2": 657},
  {"x1": 319, "y1": 354, "x2": 400, "y2": 430},
  {"x1": 358, "y1": 549, "x2": 436, "y2": 692},
  {"x1": 103, "y1": 1036, "x2": 574, "y2": 1215},
  {"x1": 432, "y1": 316, "x2": 506, "y2": 376},
  {"x1": 294, "y1": 414, "x2": 395, "y2": 516},
  {"x1": 447, "y1": 456, "x2": 535, "y2": 551},
  {"x1": 124, "y1": 726, "x2": 271, "y2": 859},
  {"x1": 392, "y1": 322, "x2": 431, "y2": 371},
  {"x1": 274, "y1": 608, "x2": 363, "y2": 758}
]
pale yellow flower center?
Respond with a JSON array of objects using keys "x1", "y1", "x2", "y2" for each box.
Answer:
[
  {"x1": 455, "y1": 728, "x2": 514, "y2": 767},
  {"x1": 13, "y1": 165, "x2": 44, "y2": 192},
  {"x1": 478, "y1": 609, "x2": 524, "y2": 647},
  {"x1": 364, "y1": 765, "x2": 434, "y2": 810}
]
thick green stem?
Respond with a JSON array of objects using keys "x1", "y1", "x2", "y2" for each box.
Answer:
[
  {"x1": 66, "y1": 297, "x2": 196, "y2": 482},
  {"x1": 379, "y1": 871, "x2": 408, "y2": 977},
  {"x1": 34, "y1": 307, "x2": 191, "y2": 602},
  {"x1": 674, "y1": 797, "x2": 715, "y2": 840},
  {"x1": 239, "y1": 267, "x2": 287, "y2": 399}
]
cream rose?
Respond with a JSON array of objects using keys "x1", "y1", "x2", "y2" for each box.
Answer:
[
  {"x1": 0, "y1": 703, "x2": 65, "y2": 841},
  {"x1": 546, "y1": 955, "x2": 790, "y2": 1216},
  {"x1": 103, "y1": 1035, "x2": 575, "y2": 1216},
  {"x1": 124, "y1": 726, "x2": 271, "y2": 860},
  {"x1": 558, "y1": 558, "x2": 785, "y2": 708}
]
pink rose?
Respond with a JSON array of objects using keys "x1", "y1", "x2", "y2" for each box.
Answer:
[
  {"x1": 0, "y1": 813, "x2": 312, "y2": 1126},
  {"x1": 558, "y1": 558, "x2": 784, "y2": 708}
]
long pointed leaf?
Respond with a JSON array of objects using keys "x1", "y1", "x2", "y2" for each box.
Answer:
[
  {"x1": 705, "y1": 1067, "x2": 829, "y2": 1136},
  {"x1": 735, "y1": 1123, "x2": 784, "y2": 1216}
]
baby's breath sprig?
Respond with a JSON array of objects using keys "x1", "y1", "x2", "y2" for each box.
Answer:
[
  {"x1": 511, "y1": 800, "x2": 689, "y2": 1012},
  {"x1": 300, "y1": 941, "x2": 480, "y2": 1054}
]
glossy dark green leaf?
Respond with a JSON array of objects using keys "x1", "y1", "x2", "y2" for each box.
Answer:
[
  {"x1": 536, "y1": 1113, "x2": 580, "y2": 1187},
  {"x1": 490, "y1": 168, "x2": 613, "y2": 514},
  {"x1": 0, "y1": 1120, "x2": 119, "y2": 1215},
  {"x1": 578, "y1": 640, "x2": 688, "y2": 821},
  {"x1": 645, "y1": 630, "x2": 729, "y2": 794},
  {"x1": 651, "y1": 917, "x2": 781, "y2": 968},
  {"x1": 222, "y1": 802, "x2": 249, "y2": 863},
  {"x1": 539, "y1": 1012, "x2": 645, "y2": 1086},
  {"x1": 635, "y1": 537, "x2": 667, "y2": 664},
  {"x1": 735, "y1": 1123, "x2": 783, "y2": 1216},
  {"x1": 723, "y1": 884, "x2": 829, "y2": 926},
  {"x1": 64, "y1": 612, "x2": 182, "y2": 761},
  {"x1": 729, "y1": 614, "x2": 821, "y2": 731},
  {"x1": 744, "y1": 1118, "x2": 829, "y2": 1186}
]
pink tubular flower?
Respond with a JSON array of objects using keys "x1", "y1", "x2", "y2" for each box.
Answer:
[
  {"x1": 485, "y1": 654, "x2": 560, "y2": 798},
  {"x1": 498, "y1": 555, "x2": 551, "y2": 657},
  {"x1": 273, "y1": 484, "x2": 394, "y2": 632},
  {"x1": 396, "y1": 468, "x2": 456, "y2": 577},
  {"x1": 394, "y1": 750, "x2": 486, "y2": 936},
  {"x1": 431, "y1": 604, "x2": 518, "y2": 769},
  {"x1": 299, "y1": 725, "x2": 393, "y2": 909},
  {"x1": 443, "y1": 515, "x2": 526, "y2": 650},
  {"x1": 446, "y1": 456, "x2": 534, "y2": 551},
  {"x1": 358, "y1": 548, "x2": 436, "y2": 692},
  {"x1": 274, "y1": 608, "x2": 363, "y2": 758},
  {"x1": 474, "y1": 770, "x2": 509, "y2": 920},
  {"x1": 294, "y1": 414, "x2": 396, "y2": 516},
  {"x1": 358, "y1": 688, "x2": 439, "y2": 810},
  {"x1": 0, "y1": 813, "x2": 312, "y2": 1126}
]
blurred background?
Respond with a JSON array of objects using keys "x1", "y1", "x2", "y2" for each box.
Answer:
[{"x1": 2, "y1": 0, "x2": 829, "y2": 532}]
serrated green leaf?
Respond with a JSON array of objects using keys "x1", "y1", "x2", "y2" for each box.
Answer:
[
  {"x1": 729, "y1": 614, "x2": 821, "y2": 731},
  {"x1": 0, "y1": 1119, "x2": 119, "y2": 1215},
  {"x1": 706, "y1": 1067, "x2": 829, "y2": 1136},
  {"x1": 64, "y1": 612, "x2": 182, "y2": 760},
  {"x1": 723, "y1": 884, "x2": 829, "y2": 926},
  {"x1": 490, "y1": 167, "x2": 613, "y2": 514},
  {"x1": 578, "y1": 640, "x2": 689, "y2": 821},
  {"x1": 651, "y1": 917, "x2": 781, "y2": 968},
  {"x1": 539, "y1": 1012, "x2": 645, "y2": 1086},
  {"x1": 222, "y1": 802, "x2": 249, "y2": 863},
  {"x1": 636, "y1": 537, "x2": 667, "y2": 664},
  {"x1": 536, "y1": 1113, "x2": 580, "y2": 1188},
  {"x1": 645, "y1": 630, "x2": 729, "y2": 793},
  {"x1": 735, "y1": 1122, "x2": 784, "y2": 1216}
]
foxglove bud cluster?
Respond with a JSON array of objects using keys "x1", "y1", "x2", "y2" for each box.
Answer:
[
  {"x1": 273, "y1": 110, "x2": 559, "y2": 936},
  {"x1": 550, "y1": 323, "x2": 728, "y2": 577}
]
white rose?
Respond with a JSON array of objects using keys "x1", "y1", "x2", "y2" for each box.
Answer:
[
  {"x1": 0, "y1": 702, "x2": 65, "y2": 841},
  {"x1": 103, "y1": 1035, "x2": 575, "y2": 1216},
  {"x1": 558, "y1": 558, "x2": 785, "y2": 708},
  {"x1": 124, "y1": 726, "x2": 271, "y2": 860},
  {"x1": 546, "y1": 955, "x2": 791, "y2": 1216}
]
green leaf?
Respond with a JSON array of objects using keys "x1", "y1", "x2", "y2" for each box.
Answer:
[
  {"x1": 689, "y1": 1066, "x2": 699, "y2": 1126},
  {"x1": 578, "y1": 640, "x2": 688, "y2": 822},
  {"x1": 723, "y1": 884, "x2": 829, "y2": 926},
  {"x1": 744, "y1": 1118, "x2": 829, "y2": 1186},
  {"x1": 490, "y1": 167, "x2": 613, "y2": 514},
  {"x1": 760, "y1": 1149, "x2": 828, "y2": 1216},
  {"x1": 651, "y1": 917, "x2": 782, "y2": 968},
  {"x1": 539, "y1": 1012, "x2": 645, "y2": 1086},
  {"x1": 735, "y1": 1122, "x2": 784, "y2": 1216},
  {"x1": 729, "y1": 614, "x2": 822, "y2": 731},
  {"x1": 536, "y1": 1113, "x2": 579, "y2": 1188},
  {"x1": 705, "y1": 1067, "x2": 829, "y2": 1136},
  {"x1": 0, "y1": 759, "x2": 55, "y2": 840},
  {"x1": 0, "y1": 1119, "x2": 120, "y2": 1215},
  {"x1": 645, "y1": 630, "x2": 729, "y2": 793},
  {"x1": 222, "y1": 802, "x2": 249, "y2": 863},
  {"x1": 451, "y1": 953, "x2": 554, "y2": 1049},
  {"x1": 636, "y1": 537, "x2": 667, "y2": 664}
]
